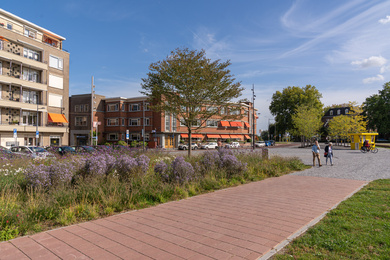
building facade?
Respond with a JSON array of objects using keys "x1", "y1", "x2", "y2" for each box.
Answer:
[
  {"x1": 70, "y1": 94, "x2": 258, "y2": 148},
  {"x1": 0, "y1": 9, "x2": 69, "y2": 147}
]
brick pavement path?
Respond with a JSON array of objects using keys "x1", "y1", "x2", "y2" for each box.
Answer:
[{"x1": 0, "y1": 175, "x2": 365, "y2": 260}]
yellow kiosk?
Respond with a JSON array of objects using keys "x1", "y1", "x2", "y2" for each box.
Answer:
[{"x1": 349, "y1": 133, "x2": 378, "y2": 150}]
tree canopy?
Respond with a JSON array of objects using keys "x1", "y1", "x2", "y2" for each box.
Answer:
[
  {"x1": 364, "y1": 82, "x2": 390, "y2": 137},
  {"x1": 269, "y1": 85, "x2": 323, "y2": 136},
  {"x1": 141, "y1": 48, "x2": 243, "y2": 156},
  {"x1": 292, "y1": 105, "x2": 323, "y2": 146}
]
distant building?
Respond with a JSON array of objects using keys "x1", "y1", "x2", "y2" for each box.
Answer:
[
  {"x1": 69, "y1": 94, "x2": 257, "y2": 148},
  {"x1": 0, "y1": 8, "x2": 69, "y2": 147},
  {"x1": 322, "y1": 106, "x2": 350, "y2": 127}
]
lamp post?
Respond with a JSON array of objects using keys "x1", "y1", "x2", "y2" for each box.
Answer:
[
  {"x1": 35, "y1": 94, "x2": 45, "y2": 146},
  {"x1": 251, "y1": 85, "x2": 256, "y2": 151}
]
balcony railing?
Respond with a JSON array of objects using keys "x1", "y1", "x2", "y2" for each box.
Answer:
[{"x1": 0, "y1": 70, "x2": 47, "y2": 85}]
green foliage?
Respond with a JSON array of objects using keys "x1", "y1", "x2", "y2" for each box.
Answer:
[
  {"x1": 292, "y1": 105, "x2": 323, "y2": 140},
  {"x1": 364, "y1": 82, "x2": 390, "y2": 136},
  {"x1": 269, "y1": 85, "x2": 323, "y2": 136},
  {"x1": 274, "y1": 179, "x2": 390, "y2": 259},
  {"x1": 117, "y1": 140, "x2": 127, "y2": 146},
  {"x1": 141, "y1": 47, "x2": 243, "y2": 156}
]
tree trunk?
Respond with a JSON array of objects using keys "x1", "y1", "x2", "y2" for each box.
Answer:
[{"x1": 188, "y1": 131, "x2": 192, "y2": 157}]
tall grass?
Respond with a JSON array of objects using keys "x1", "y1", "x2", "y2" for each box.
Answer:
[{"x1": 0, "y1": 148, "x2": 307, "y2": 241}]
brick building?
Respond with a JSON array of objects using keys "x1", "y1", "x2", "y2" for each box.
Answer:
[
  {"x1": 70, "y1": 94, "x2": 258, "y2": 148},
  {"x1": 0, "y1": 8, "x2": 69, "y2": 147}
]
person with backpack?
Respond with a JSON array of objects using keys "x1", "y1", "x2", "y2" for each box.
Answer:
[{"x1": 324, "y1": 142, "x2": 334, "y2": 166}]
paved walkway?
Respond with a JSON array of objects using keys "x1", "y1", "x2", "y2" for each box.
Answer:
[{"x1": 2, "y1": 144, "x2": 387, "y2": 259}]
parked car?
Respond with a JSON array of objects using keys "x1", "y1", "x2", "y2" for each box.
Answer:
[
  {"x1": 255, "y1": 141, "x2": 266, "y2": 147},
  {"x1": 10, "y1": 146, "x2": 54, "y2": 159},
  {"x1": 178, "y1": 143, "x2": 198, "y2": 150},
  {"x1": 201, "y1": 142, "x2": 218, "y2": 149},
  {"x1": 71, "y1": 146, "x2": 95, "y2": 153},
  {"x1": 225, "y1": 142, "x2": 240, "y2": 148},
  {"x1": 0, "y1": 146, "x2": 13, "y2": 155},
  {"x1": 265, "y1": 140, "x2": 275, "y2": 146},
  {"x1": 57, "y1": 146, "x2": 76, "y2": 156}
]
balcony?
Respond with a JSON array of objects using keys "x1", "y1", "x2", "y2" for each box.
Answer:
[
  {"x1": 0, "y1": 98, "x2": 47, "y2": 111},
  {"x1": 0, "y1": 49, "x2": 47, "y2": 70},
  {"x1": 0, "y1": 73, "x2": 47, "y2": 91}
]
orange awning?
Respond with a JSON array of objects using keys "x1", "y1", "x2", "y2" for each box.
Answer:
[
  {"x1": 230, "y1": 122, "x2": 242, "y2": 127},
  {"x1": 48, "y1": 113, "x2": 68, "y2": 123},
  {"x1": 220, "y1": 134, "x2": 230, "y2": 138},
  {"x1": 207, "y1": 134, "x2": 221, "y2": 138},
  {"x1": 244, "y1": 122, "x2": 250, "y2": 128},
  {"x1": 0, "y1": 36, "x2": 10, "y2": 42},
  {"x1": 245, "y1": 135, "x2": 251, "y2": 139},
  {"x1": 192, "y1": 134, "x2": 204, "y2": 138},
  {"x1": 181, "y1": 134, "x2": 189, "y2": 138},
  {"x1": 220, "y1": 121, "x2": 230, "y2": 127}
]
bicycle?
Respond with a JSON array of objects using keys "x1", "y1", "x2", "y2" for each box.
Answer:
[{"x1": 360, "y1": 146, "x2": 378, "y2": 153}]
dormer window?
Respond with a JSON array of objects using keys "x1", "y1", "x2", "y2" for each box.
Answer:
[
  {"x1": 337, "y1": 109, "x2": 341, "y2": 115},
  {"x1": 345, "y1": 108, "x2": 349, "y2": 114},
  {"x1": 330, "y1": 110, "x2": 333, "y2": 116}
]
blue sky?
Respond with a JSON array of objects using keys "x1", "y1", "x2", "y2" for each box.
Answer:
[{"x1": 2, "y1": 0, "x2": 390, "y2": 130}]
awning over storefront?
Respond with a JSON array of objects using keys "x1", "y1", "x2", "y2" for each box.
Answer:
[
  {"x1": 180, "y1": 133, "x2": 203, "y2": 138},
  {"x1": 245, "y1": 135, "x2": 251, "y2": 139},
  {"x1": 207, "y1": 134, "x2": 221, "y2": 138},
  {"x1": 230, "y1": 135, "x2": 243, "y2": 139},
  {"x1": 220, "y1": 121, "x2": 230, "y2": 127},
  {"x1": 220, "y1": 134, "x2": 231, "y2": 139},
  {"x1": 48, "y1": 113, "x2": 68, "y2": 123},
  {"x1": 230, "y1": 122, "x2": 242, "y2": 127},
  {"x1": 244, "y1": 122, "x2": 250, "y2": 128}
]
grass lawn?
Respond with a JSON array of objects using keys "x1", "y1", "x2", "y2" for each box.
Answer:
[{"x1": 273, "y1": 179, "x2": 390, "y2": 259}]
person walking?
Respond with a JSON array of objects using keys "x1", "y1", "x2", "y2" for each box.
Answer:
[
  {"x1": 325, "y1": 142, "x2": 334, "y2": 166},
  {"x1": 312, "y1": 140, "x2": 322, "y2": 167}
]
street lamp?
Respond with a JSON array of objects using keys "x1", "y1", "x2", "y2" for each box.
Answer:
[{"x1": 36, "y1": 94, "x2": 45, "y2": 146}]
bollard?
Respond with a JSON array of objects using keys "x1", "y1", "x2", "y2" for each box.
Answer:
[{"x1": 262, "y1": 148, "x2": 269, "y2": 160}]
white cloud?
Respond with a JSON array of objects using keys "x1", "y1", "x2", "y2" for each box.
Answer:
[
  {"x1": 351, "y1": 56, "x2": 387, "y2": 68},
  {"x1": 380, "y1": 65, "x2": 390, "y2": 73},
  {"x1": 379, "y1": 15, "x2": 390, "y2": 24},
  {"x1": 362, "y1": 74, "x2": 384, "y2": 84}
]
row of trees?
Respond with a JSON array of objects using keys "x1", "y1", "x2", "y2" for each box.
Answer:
[{"x1": 268, "y1": 83, "x2": 389, "y2": 145}]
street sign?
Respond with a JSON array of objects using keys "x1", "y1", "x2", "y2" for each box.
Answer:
[
  {"x1": 13, "y1": 129, "x2": 17, "y2": 138},
  {"x1": 36, "y1": 131, "x2": 39, "y2": 139},
  {"x1": 126, "y1": 129, "x2": 129, "y2": 140}
]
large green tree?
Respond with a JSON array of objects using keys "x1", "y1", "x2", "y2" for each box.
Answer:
[
  {"x1": 269, "y1": 85, "x2": 323, "y2": 136},
  {"x1": 141, "y1": 48, "x2": 243, "y2": 156},
  {"x1": 292, "y1": 105, "x2": 323, "y2": 147},
  {"x1": 364, "y1": 82, "x2": 390, "y2": 137}
]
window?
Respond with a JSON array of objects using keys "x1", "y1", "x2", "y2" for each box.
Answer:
[
  {"x1": 7, "y1": 23, "x2": 12, "y2": 30},
  {"x1": 345, "y1": 108, "x2": 349, "y2": 114},
  {"x1": 131, "y1": 104, "x2": 140, "y2": 111},
  {"x1": 220, "y1": 107, "x2": 226, "y2": 115},
  {"x1": 337, "y1": 109, "x2": 341, "y2": 115},
  {"x1": 144, "y1": 133, "x2": 150, "y2": 141},
  {"x1": 75, "y1": 105, "x2": 79, "y2": 112},
  {"x1": 144, "y1": 103, "x2": 150, "y2": 111},
  {"x1": 131, "y1": 134, "x2": 140, "y2": 140},
  {"x1": 21, "y1": 111, "x2": 37, "y2": 126},
  {"x1": 80, "y1": 105, "x2": 84, "y2": 112},
  {"x1": 107, "y1": 104, "x2": 119, "y2": 112},
  {"x1": 22, "y1": 90, "x2": 37, "y2": 104},
  {"x1": 23, "y1": 48, "x2": 39, "y2": 61},
  {"x1": 49, "y1": 74, "x2": 63, "y2": 89},
  {"x1": 75, "y1": 116, "x2": 87, "y2": 126},
  {"x1": 165, "y1": 114, "x2": 171, "y2": 131},
  {"x1": 144, "y1": 118, "x2": 150, "y2": 126},
  {"x1": 229, "y1": 108, "x2": 240, "y2": 115},
  {"x1": 48, "y1": 93, "x2": 63, "y2": 108},
  {"x1": 179, "y1": 118, "x2": 186, "y2": 126},
  {"x1": 122, "y1": 118, "x2": 125, "y2": 126},
  {"x1": 84, "y1": 104, "x2": 89, "y2": 112},
  {"x1": 207, "y1": 106, "x2": 218, "y2": 112},
  {"x1": 107, "y1": 118, "x2": 119, "y2": 126},
  {"x1": 22, "y1": 68, "x2": 39, "y2": 83},
  {"x1": 122, "y1": 104, "x2": 125, "y2": 111},
  {"x1": 107, "y1": 133, "x2": 118, "y2": 141},
  {"x1": 24, "y1": 28, "x2": 36, "y2": 39},
  {"x1": 129, "y1": 118, "x2": 140, "y2": 126},
  {"x1": 0, "y1": 41, "x2": 3, "y2": 51},
  {"x1": 207, "y1": 120, "x2": 218, "y2": 127},
  {"x1": 172, "y1": 115, "x2": 177, "y2": 132},
  {"x1": 49, "y1": 55, "x2": 63, "y2": 70},
  {"x1": 330, "y1": 110, "x2": 333, "y2": 116}
]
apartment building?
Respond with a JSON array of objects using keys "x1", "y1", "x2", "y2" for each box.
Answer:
[
  {"x1": 69, "y1": 94, "x2": 105, "y2": 145},
  {"x1": 0, "y1": 9, "x2": 69, "y2": 147},
  {"x1": 70, "y1": 94, "x2": 257, "y2": 148}
]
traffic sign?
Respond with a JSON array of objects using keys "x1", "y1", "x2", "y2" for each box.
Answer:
[
  {"x1": 13, "y1": 129, "x2": 17, "y2": 138},
  {"x1": 36, "y1": 130, "x2": 39, "y2": 139}
]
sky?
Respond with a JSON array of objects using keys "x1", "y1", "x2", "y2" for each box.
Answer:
[{"x1": 2, "y1": 0, "x2": 390, "y2": 131}]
